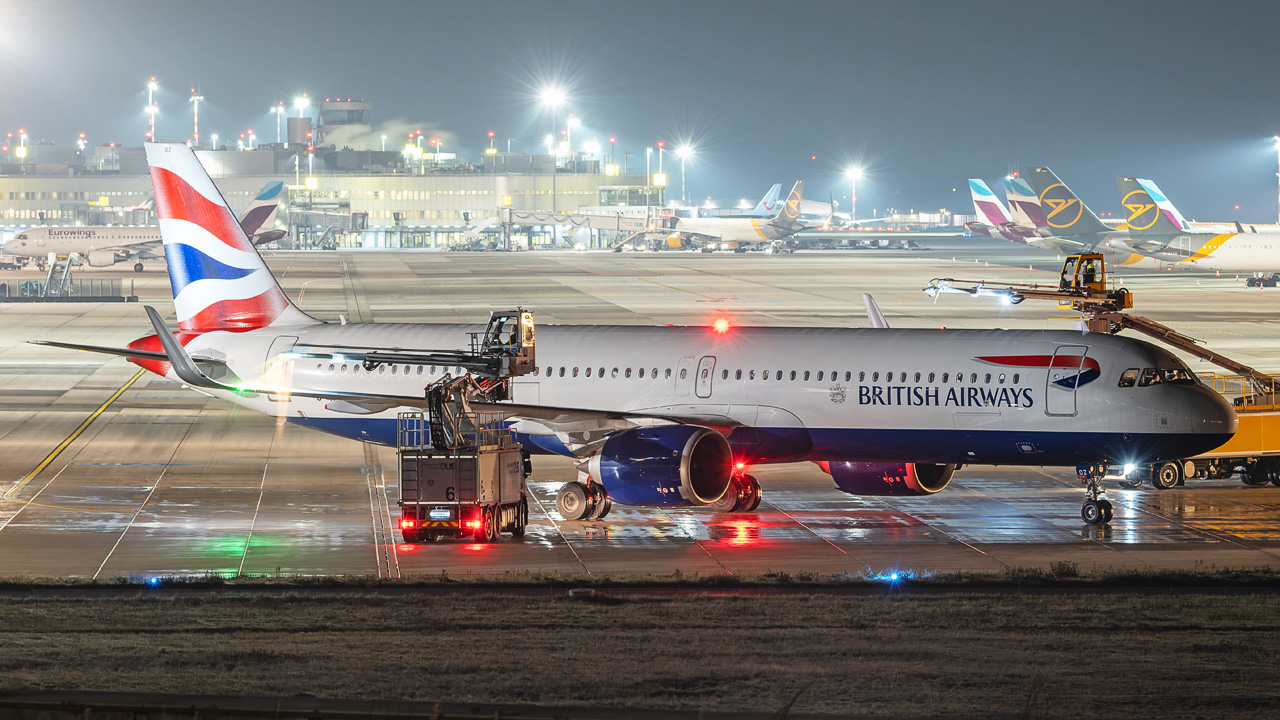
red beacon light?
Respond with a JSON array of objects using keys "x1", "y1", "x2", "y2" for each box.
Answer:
[{"x1": 713, "y1": 317, "x2": 730, "y2": 334}]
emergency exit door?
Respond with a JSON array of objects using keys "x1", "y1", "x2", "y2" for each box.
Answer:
[{"x1": 695, "y1": 356, "x2": 717, "y2": 398}]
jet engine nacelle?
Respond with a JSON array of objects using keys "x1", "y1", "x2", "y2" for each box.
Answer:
[
  {"x1": 818, "y1": 461, "x2": 956, "y2": 496},
  {"x1": 86, "y1": 249, "x2": 125, "y2": 267},
  {"x1": 588, "y1": 425, "x2": 733, "y2": 507}
]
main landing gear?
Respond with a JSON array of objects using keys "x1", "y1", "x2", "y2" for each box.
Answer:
[
  {"x1": 556, "y1": 479, "x2": 612, "y2": 521},
  {"x1": 711, "y1": 472, "x2": 762, "y2": 513},
  {"x1": 1078, "y1": 463, "x2": 1113, "y2": 525}
]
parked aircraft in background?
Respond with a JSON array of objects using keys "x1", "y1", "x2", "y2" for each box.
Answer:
[{"x1": 1116, "y1": 176, "x2": 1280, "y2": 272}]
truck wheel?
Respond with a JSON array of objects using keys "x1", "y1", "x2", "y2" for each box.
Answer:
[
  {"x1": 1151, "y1": 461, "x2": 1181, "y2": 490},
  {"x1": 511, "y1": 498, "x2": 527, "y2": 538},
  {"x1": 1242, "y1": 467, "x2": 1270, "y2": 486},
  {"x1": 482, "y1": 506, "x2": 500, "y2": 543}
]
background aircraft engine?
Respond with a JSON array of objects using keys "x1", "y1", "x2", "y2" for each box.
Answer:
[
  {"x1": 86, "y1": 249, "x2": 125, "y2": 267},
  {"x1": 588, "y1": 426, "x2": 733, "y2": 507},
  {"x1": 818, "y1": 461, "x2": 956, "y2": 496}
]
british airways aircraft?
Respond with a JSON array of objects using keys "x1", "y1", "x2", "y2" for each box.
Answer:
[{"x1": 35, "y1": 144, "x2": 1236, "y2": 526}]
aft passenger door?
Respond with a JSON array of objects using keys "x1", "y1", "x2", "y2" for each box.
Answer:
[
  {"x1": 674, "y1": 356, "x2": 695, "y2": 397},
  {"x1": 1044, "y1": 345, "x2": 1089, "y2": 417},
  {"x1": 264, "y1": 335, "x2": 298, "y2": 403},
  {"x1": 694, "y1": 355, "x2": 716, "y2": 399}
]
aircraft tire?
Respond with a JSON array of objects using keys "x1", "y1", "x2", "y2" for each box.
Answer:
[
  {"x1": 556, "y1": 482, "x2": 592, "y2": 521},
  {"x1": 710, "y1": 477, "x2": 746, "y2": 513},
  {"x1": 1098, "y1": 499, "x2": 1113, "y2": 524},
  {"x1": 1151, "y1": 462, "x2": 1181, "y2": 490},
  {"x1": 1081, "y1": 499, "x2": 1103, "y2": 525},
  {"x1": 589, "y1": 497, "x2": 612, "y2": 521},
  {"x1": 743, "y1": 474, "x2": 762, "y2": 512}
]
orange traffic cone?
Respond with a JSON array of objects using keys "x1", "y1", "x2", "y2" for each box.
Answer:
[{"x1": 1196, "y1": 280, "x2": 1200, "y2": 286}]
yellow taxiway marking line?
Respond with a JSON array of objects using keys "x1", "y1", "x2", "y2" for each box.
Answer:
[{"x1": 4, "y1": 369, "x2": 146, "y2": 502}]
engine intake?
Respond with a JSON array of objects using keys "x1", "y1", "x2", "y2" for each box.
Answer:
[
  {"x1": 589, "y1": 426, "x2": 733, "y2": 507},
  {"x1": 819, "y1": 461, "x2": 956, "y2": 496}
]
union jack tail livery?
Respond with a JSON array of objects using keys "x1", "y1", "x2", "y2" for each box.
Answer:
[{"x1": 145, "y1": 143, "x2": 312, "y2": 333}]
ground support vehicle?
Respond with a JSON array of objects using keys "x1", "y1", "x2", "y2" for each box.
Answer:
[
  {"x1": 1246, "y1": 273, "x2": 1278, "y2": 288},
  {"x1": 1123, "y1": 375, "x2": 1280, "y2": 489},
  {"x1": 397, "y1": 408, "x2": 528, "y2": 543}
]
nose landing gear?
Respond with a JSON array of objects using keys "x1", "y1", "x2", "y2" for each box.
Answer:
[{"x1": 1078, "y1": 463, "x2": 1113, "y2": 525}]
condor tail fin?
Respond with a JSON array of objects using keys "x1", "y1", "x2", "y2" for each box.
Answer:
[
  {"x1": 144, "y1": 143, "x2": 313, "y2": 332},
  {"x1": 1023, "y1": 167, "x2": 1109, "y2": 236}
]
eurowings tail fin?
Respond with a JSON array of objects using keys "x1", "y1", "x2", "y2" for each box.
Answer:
[
  {"x1": 238, "y1": 180, "x2": 285, "y2": 238},
  {"x1": 1003, "y1": 176, "x2": 1049, "y2": 229},
  {"x1": 144, "y1": 143, "x2": 313, "y2": 332},
  {"x1": 969, "y1": 179, "x2": 1011, "y2": 225}
]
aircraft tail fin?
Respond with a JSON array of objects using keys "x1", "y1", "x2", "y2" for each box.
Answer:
[
  {"x1": 1117, "y1": 176, "x2": 1187, "y2": 236},
  {"x1": 1024, "y1": 167, "x2": 1110, "y2": 236},
  {"x1": 144, "y1": 142, "x2": 313, "y2": 333},
  {"x1": 968, "y1": 179, "x2": 1011, "y2": 225},
  {"x1": 1002, "y1": 176, "x2": 1049, "y2": 229},
  {"x1": 770, "y1": 181, "x2": 805, "y2": 228},
  {"x1": 238, "y1": 180, "x2": 285, "y2": 238},
  {"x1": 749, "y1": 184, "x2": 782, "y2": 216}
]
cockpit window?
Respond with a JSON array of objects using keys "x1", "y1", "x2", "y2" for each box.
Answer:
[
  {"x1": 1118, "y1": 368, "x2": 1139, "y2": 387},
  {"x1": 1136, "y1": 368, "x2": 1198, "y2": 387}
]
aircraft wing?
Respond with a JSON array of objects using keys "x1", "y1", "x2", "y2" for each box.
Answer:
[{"x1": 1025, "y1": 236, "x2": 1091, "y2": 254}]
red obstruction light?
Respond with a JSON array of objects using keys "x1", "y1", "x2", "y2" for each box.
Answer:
[{"x1": 713, "y1": 317, "x2": 730, "y2": 334}]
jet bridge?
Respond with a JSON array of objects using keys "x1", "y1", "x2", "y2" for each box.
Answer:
[{"x1": 496, "y1": 207, "x2": 653, "y2": 249}]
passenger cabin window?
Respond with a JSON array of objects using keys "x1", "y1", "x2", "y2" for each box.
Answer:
[
  {"x1": 735, "y1": 370, "x2": 742, "y2": 380},
  {"x1": 914, "y1": 372, "x2": 921, "y2": 383},
  {"x1": 1118, "y1": 368, "x2": 1139, "y2": 387},
  {"x1": 790, "y1": 371, "x2": 797, "y2": 381},
  {"x1": 859, "y1": 372, "x2": 866, "y2": 382},
  {"x1": 844, "y1": 372, "x2": 851, "y2": 382},
  {"x1": 749, "y1": 370, "x2": 756, "y2": 380},
  {"x1": 680, "y1": 368, "x2": 688, "y2": 380},
  {"x1": 942, "y1": 373, "x2": 948, "y2": 383},
  {"x1": 764, "y1": 370, "x2": 770, "y2": 380},
  {"x1": 817, "y1": 371, "x2": 824, "y2": 381},
  {"x1": 721, "y1": 369, "x2": 728, "y2": 380},
  {"x1": 803, "y1": 371, "x2": 810, "y2": 381},
  {"x1": 665, "y1": 369, "x2": 672, "y2": 379},
  {"x1": 612, "y1": 368, "x2": 619, "y2": 378},
  {"x1": 872, "y1": 372, "x2": 879, "y2": 382},
  {"x1": 626, "y1": 368, "x2": 632, "y2": 378},
  {"x1": 586, "y1": 367, "x2": 593, "y2": 377}
]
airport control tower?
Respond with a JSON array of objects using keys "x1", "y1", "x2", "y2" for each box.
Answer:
[{"x1": 318, "y1": 98, "x2": 374, "y2": 148}]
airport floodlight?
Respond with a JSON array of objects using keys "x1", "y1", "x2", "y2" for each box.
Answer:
[
  {"x1": 568, "y1": 116, "x2": 582, "y2": 128},
  {"x1": 211, "y1": 133, "x2": 218, "y2": 148},
  {"x1": 846, "y1": 167, "x2": 864, "y2": 180},
  {"x1": 584, "y1": 139, "x2": 601, "y2": 154},
  {"x1": 539, "y1": 86, "x2": 566, "y2": 108},
  {"x1": 676, "y1": 145, "x2": 693, "y2": 159},
  {"x1": 148, "y1": 80, "x2": 158, "y2": 92},
  {"x1": 294, "y1": 96, "x2": 309, "y2": 117}
]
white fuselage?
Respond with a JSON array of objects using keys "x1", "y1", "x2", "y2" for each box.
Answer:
[
  {"x1": 1131, "y1": 231, "x2": 1280, "y2": 272},
  {"x1": 4, "y1": 226, "x2": 161, "y2": 266},
  {"x1": 672, "y1": 216, "x2": 796, "y2": 244},
  {"x1": 153, "y1": 322, "x2": 1235, "y2": 468}
]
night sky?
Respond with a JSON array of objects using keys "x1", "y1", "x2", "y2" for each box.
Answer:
[{"x1": 4, "y1": 0, "x2": 1280, "y2": 221}]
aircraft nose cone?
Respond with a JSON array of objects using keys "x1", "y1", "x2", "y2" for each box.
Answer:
[{"x1": 1195, "y1": 387, "x2": 1237, "y2": 435}]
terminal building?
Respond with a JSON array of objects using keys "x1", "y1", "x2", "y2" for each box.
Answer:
[{"x1": 0, "y1": 99, "x2": 664, "y2": 249}]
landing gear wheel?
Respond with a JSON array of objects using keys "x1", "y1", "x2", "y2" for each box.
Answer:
[
  {"x1": 588, "y1": 496, "x2": 612, "y2": 521},
  {"x1": 711, "y1": 476, "x2": 747, "y2": 513},
  {"x1": 1151, "y1": 461, "x2": 1182, "y2": 490},
  {"x1": 556, "y1": 482, "x2": 592, "y2": 521},
  {"x1": 511, "y1": 498, "x2": 527, "y2": 537},
  {"x1": 1081, "y1": 499, "x2": 1103, "y2": 525},
  {"x1": 1098, "y1": 499, "x2": 1114, "y2": 523},
  {"x1": 742, "y1": 474, "x2": 762, "y2": 512},
  {"x1": 133, "y1": 262, "x2": 144, "y2": 273},
  {"x1": 481, "y1": 506, "x2": 500, "y2": 543}
]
